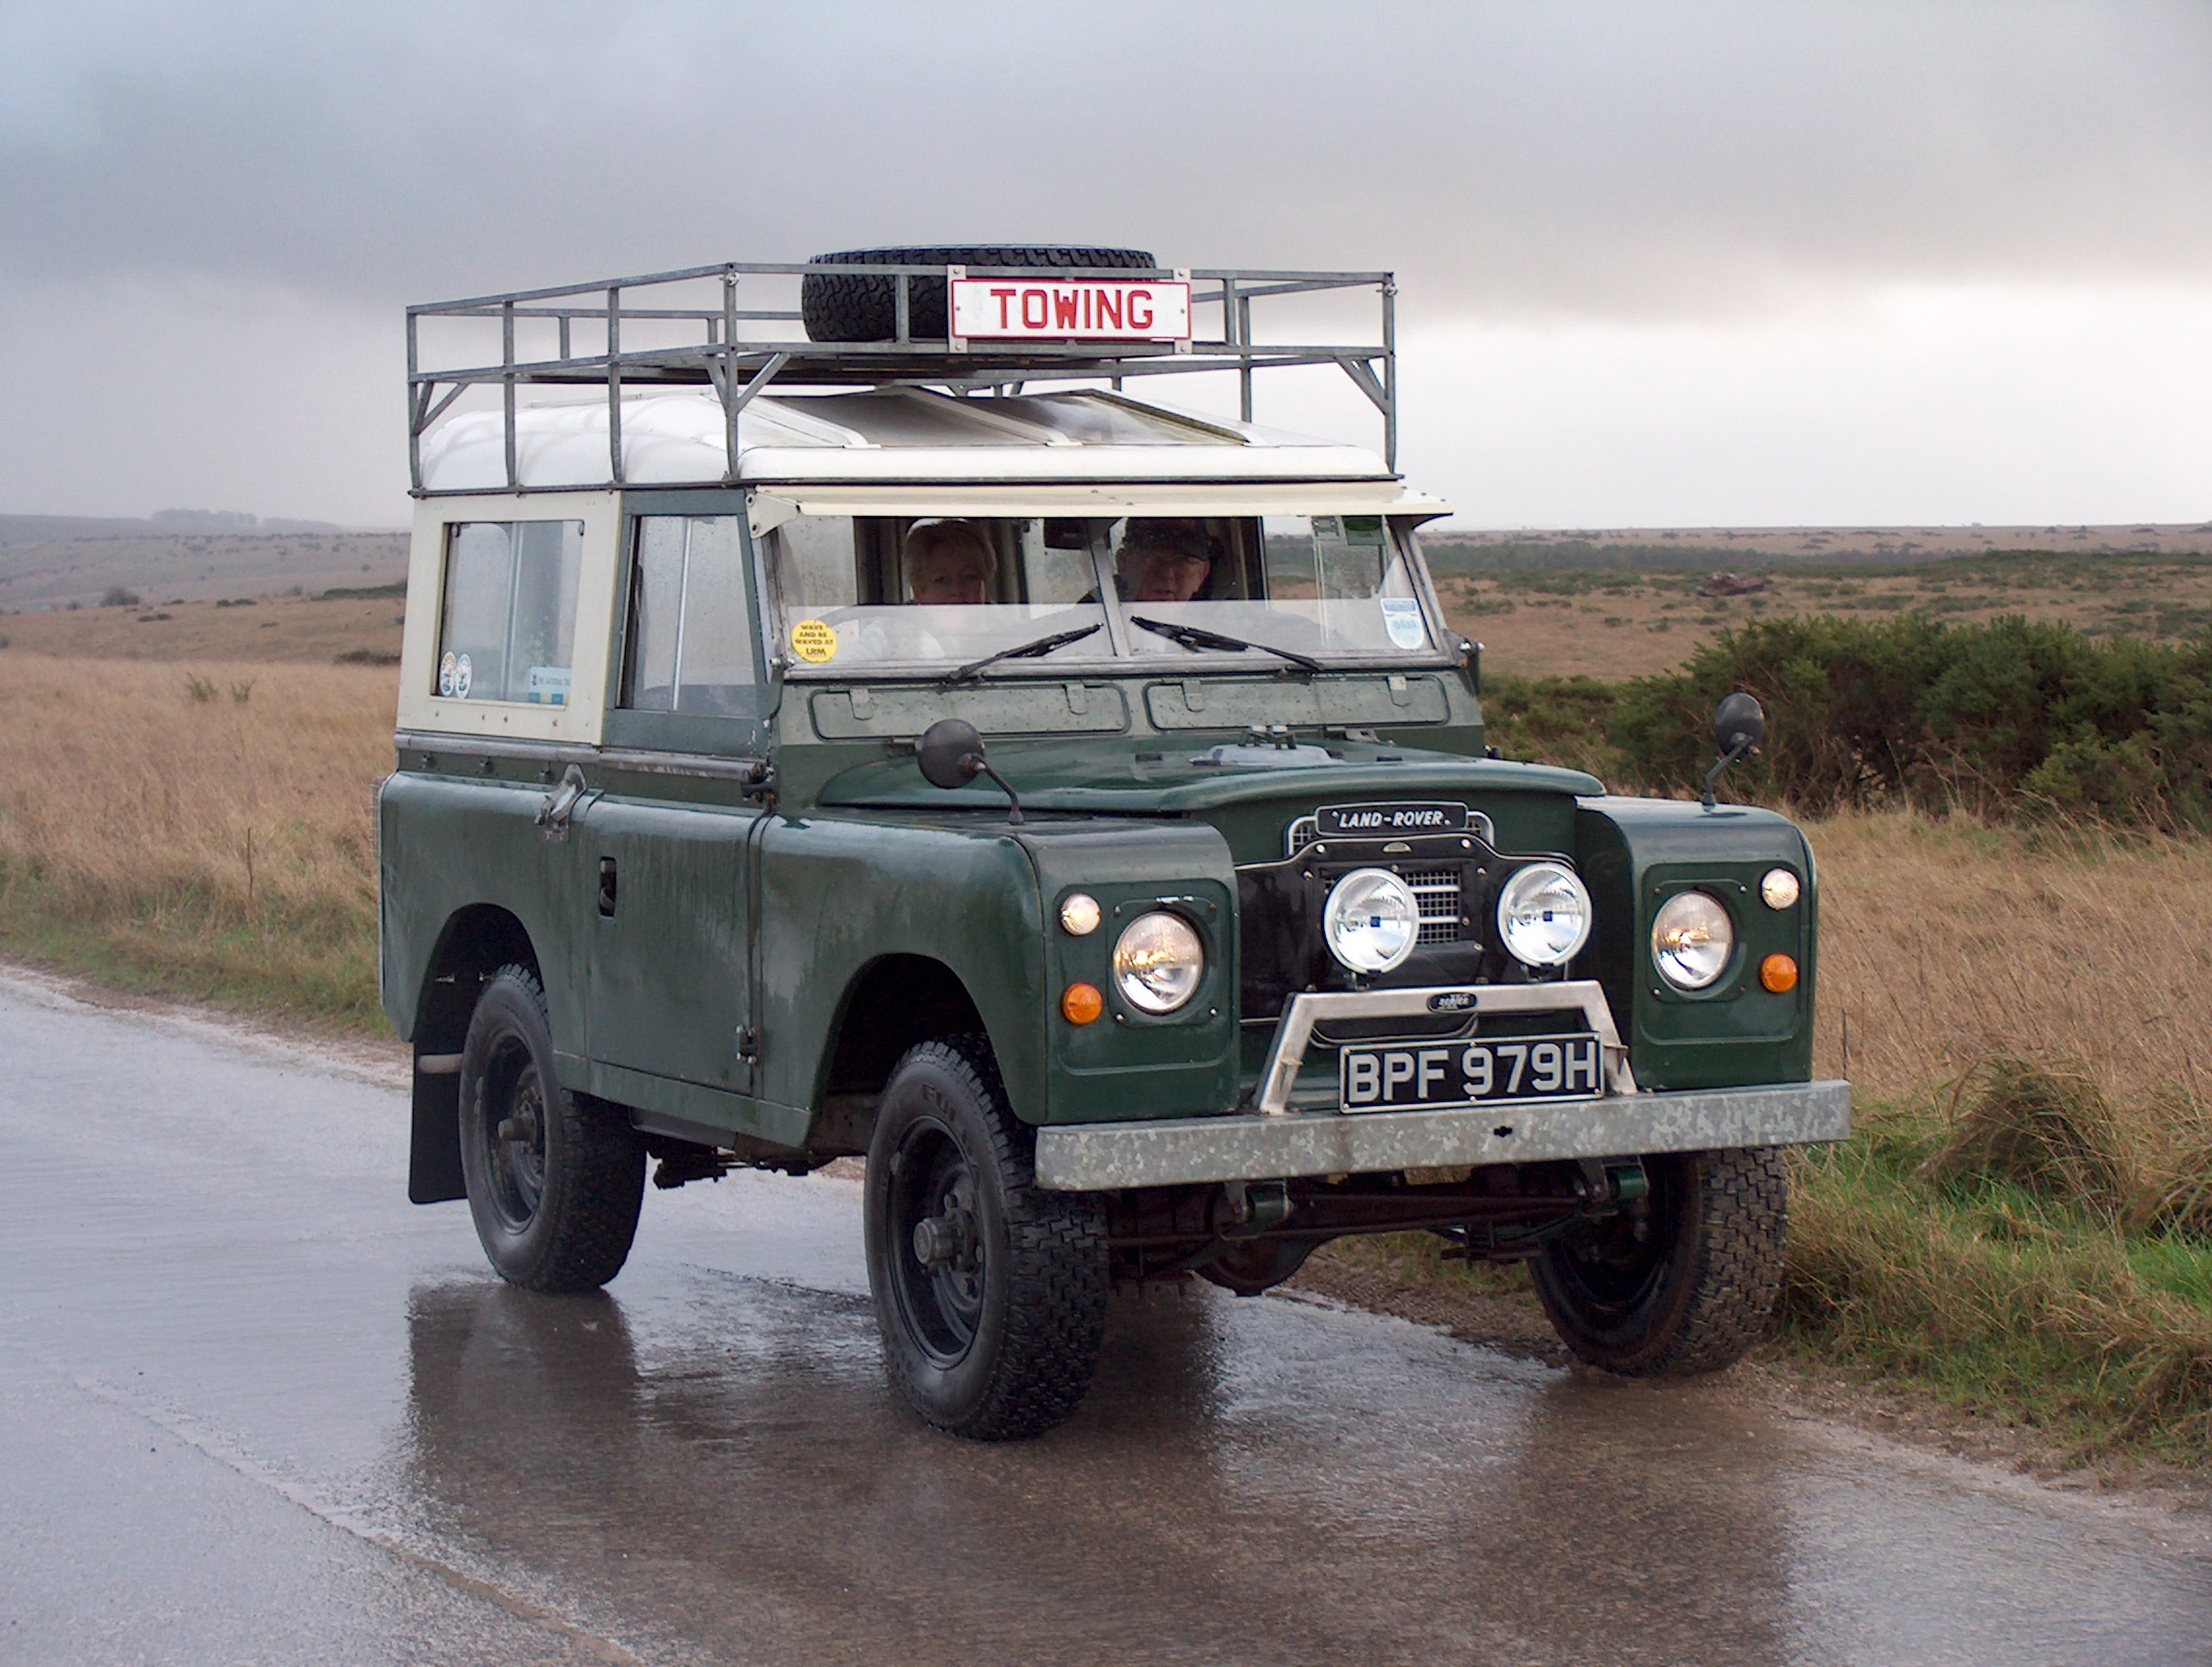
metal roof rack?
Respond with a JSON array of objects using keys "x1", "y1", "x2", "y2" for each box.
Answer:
[{"x1": 406, "y1": 258, "x2": 1397, "y2": 494}]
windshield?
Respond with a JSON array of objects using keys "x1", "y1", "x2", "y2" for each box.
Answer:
[{"x1": 770, "y1": 512, "x2": 1439, "y2": 675}]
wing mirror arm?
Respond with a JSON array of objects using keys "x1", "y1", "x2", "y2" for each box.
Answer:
[
  {"x1": 917, "y1": 719, "x2": 1024, "y2": 826},
  {"x1": 1701, "y1": 692, "x2": 1766, "y2": 811}
]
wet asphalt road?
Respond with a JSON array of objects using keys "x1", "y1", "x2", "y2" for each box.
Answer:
[{"x1": 3, "y1": 973, "x2": 2210, "y2": 1666}]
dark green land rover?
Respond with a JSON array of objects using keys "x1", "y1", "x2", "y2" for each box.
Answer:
[{"x1": 382, "y1": 248, "x2": 1850, "y2": 1438}]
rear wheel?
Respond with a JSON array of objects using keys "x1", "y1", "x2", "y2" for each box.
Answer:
[
  {"x1": 458, "y1": 965, "x2": 645, "y2": 1292},
  {"x1": 1530, "y1": 1147, "x2": 1787, "y2": 1376},
  {"x1": 864, "y1": 1036, "x2": 1109, "y2": 1439}
]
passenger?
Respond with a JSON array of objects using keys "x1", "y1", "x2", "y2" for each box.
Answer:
[
  {"x1": 903, "y1": 520, "x2": 997, "y2": 606},
  {"x1": 1117, "y1": 518, "x2": 1215, "y2": 604}
]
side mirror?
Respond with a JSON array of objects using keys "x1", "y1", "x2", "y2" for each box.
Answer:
[
  {"x1": 1713, "y1": 691, "x2": 1766, "y2": 756},
  {"x1": 916, "y1": 717, "x2": 1023, "y2": 825},
  {"x1": 917, "y1": 718, "x2": 986, "y2": 789},
  {"x1": 1702, "y1": 692, "x2": 1766, "y2": 811}
]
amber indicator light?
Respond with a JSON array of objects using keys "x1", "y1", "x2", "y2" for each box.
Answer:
[
  {"x1": 1759, "y1": 953, "x2": 1799, "y2": 993},
  {"x1": 1061, "y1": 982, "x2": 1105, "y2": 1024}
]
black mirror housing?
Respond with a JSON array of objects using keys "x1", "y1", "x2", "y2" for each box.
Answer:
[
  {"x1": 1713, "y1": 692, "x2": 1766, "y2": 756},
  {"x1": 917, "y1": 718, "x2": 986, "y2": 790}
]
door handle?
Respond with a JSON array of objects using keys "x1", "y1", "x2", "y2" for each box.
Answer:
[
  {"x1": 599, "y1": 856, "x2": 618, "y2": 917},
  {"x1": 536, "y1": 762, "x2": 587, "y2": 840}
]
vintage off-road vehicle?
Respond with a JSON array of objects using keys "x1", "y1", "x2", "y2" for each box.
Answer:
[{"x1": 382, "y1": 248, "x2": 1850, "y2": 1439}]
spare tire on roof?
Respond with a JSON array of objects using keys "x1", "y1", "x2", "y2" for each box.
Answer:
[{"x1": 800, "y1": 245, "x2": 1160, "y2": 344}]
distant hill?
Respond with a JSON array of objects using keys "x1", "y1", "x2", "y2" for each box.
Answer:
[
  {"x1": 0, "y1": 510, "x2": 381, "y2": 545},
  {"x1": 1420, "y1": 522, "x2": 2212, "y2": 574},
  {"x1": 0, "y1": 513, "x2": 408, "y2": 610}
]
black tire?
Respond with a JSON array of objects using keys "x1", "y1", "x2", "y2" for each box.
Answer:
[
  {"x1": 458, "y1": 964, "x2": 645, "y2": 1292},
  {"x1": 801, "y1": 244, "x2": 1159, "y2": 343},
  {"x1": 1530, "y1": 1147, "x2": 1788, "y2": 1376},
  {"x1": 864, "y1": 1036, "x2": 1109, "y2": 1439}
]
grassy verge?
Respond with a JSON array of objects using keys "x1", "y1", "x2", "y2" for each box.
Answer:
[
  {"x1": 0, "y1": 868, "x2": 383, "y2": 1030},
  {"x1": 1784, "y1": 1093, "x2": 2212, "y2": 1465}
]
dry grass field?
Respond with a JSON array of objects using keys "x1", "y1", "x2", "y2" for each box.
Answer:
[{"x1": 0, "y1": 657, "x2": 392, "y2": 1023}]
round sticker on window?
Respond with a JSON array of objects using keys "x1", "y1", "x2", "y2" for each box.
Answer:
[
  {"x1": 455, "y1": 653, "x2": 472, "y2": 698},
  {"x1": 437, "y1": 650, "x2": 458, "y2": 697},
  {"x1": 1380, "y1": 597, "x2": 1426, "y2": 651},
  {"x1": 791, "y1": 619, "x2": 839, "y2": 664}
]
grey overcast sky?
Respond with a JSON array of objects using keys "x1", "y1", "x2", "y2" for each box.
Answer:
[{"x1": 2, "y1": 1, "x2": 2207, "y2": 529}]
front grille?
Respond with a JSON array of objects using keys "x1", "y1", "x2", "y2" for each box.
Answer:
[{"x1": 1400, "y1": 866, "x2": 1463, "y2": 944}]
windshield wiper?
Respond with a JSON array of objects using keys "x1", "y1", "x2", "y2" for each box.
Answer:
[
  {"x1": 1127, "y1": 614, "x2": 1324, "y2": 674},
  {"x1": 940, "y1": 622, "x2": 1101, "y2": 686}
]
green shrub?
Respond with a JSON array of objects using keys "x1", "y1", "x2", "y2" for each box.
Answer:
[{"x1": 1566, "y1": 613, "x2": 2212, "y2": 829}]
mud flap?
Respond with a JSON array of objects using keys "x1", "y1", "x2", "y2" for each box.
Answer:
[{"x1": 408, "y1": 1061, "x2": 466, "y2": 1204}]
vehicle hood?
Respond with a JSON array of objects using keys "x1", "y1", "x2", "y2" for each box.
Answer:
[{"x1": 816, "y1": 737, "x2": 1602, "y2": 817}]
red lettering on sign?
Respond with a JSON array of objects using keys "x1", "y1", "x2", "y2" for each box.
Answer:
[
  {"x1": 1053, "y1": 291, "x2": 1080, "y2": 329},
  {"x1": 1127, "y1": 287, "x2": 1153, "y2": 330},
  {"x1": 990, "y1": 287, "x2": 1016, "y2": 328},
  {"x1": 1095, "y1": 289, "x2": 1123, "y2": 329}
]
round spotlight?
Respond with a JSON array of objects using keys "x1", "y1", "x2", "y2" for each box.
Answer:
[
  {"x1": 1323, "y1": 868, "x2": 1419, "y2": 974},
  {"x1": 1495, "y1": 861, "x2": 1593, "y2": 968}
]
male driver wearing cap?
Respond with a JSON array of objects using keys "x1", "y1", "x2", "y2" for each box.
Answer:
[{"x1": 1117, "y1": 519, "x2": 1215, "y2": 604}]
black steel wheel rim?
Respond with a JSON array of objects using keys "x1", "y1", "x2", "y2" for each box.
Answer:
[
  {"x1": 1554, "y1": 1164, "x2": 1679, "y2": 1319},
  {"x1": 886, "y1": 1117, "x2": 985, "y2": 1366},
  {"x1": 482, "y1": 1034, "x2": 546, "y2": 1232}
]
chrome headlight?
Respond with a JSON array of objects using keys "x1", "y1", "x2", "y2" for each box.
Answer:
[
  {"x1": 1323, "y1": 868, "x2": 1419, "y2": 974},
  {"x1": 1652, "y1": 890, "x2": 1734, "y2": 989},
  {"x1": 1496, "y1": 861, "x2": 1592, "y2": 967},
  {"x1": 1113, "y1": 911, "x2": 1204, "y2": 1014}
]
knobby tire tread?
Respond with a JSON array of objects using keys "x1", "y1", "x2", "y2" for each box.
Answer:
[
  {"x1": 1535, "y1": 1145, "x2": 1788, "y2": 1378},
  {"x1": 879, "y1": 1035, "x2": 1109, "y2": 1440},
  {"x1": 465, "y1": 964, "x2": 645, "y2": 1294}
]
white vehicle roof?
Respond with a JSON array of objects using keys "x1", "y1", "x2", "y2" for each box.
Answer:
[{"x1": 418, "y1": 387, "x2": 1411, "y2": 496}]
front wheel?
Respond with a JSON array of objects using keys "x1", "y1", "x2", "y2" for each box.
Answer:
[
  {"x1": 864, "y1": 1037, "x2": 1109, "y2": 1440},
  {"x1": 1530, "y1": 1147, "x2": 1788, "y2": 1376},
  {"x1": 458, "y1": 964, "x2": 645, "y2": 1292}
]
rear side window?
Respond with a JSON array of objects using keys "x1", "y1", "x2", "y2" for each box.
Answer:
[
  {"x1": 436, "y1": 521, "x2": 584, "y2": 704},
  {"x1": 621, "y1": 516, "x2": 756, "y2": 714}
]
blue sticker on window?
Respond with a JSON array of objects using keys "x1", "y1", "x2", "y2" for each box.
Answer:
[{"x1": 1380, "y1": 596, "x2": 1426, "y2": 650}]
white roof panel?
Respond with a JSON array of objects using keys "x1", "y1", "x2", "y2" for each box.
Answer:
[{"x1": 417, "y1": 388, "x2": 1396, "y2": 493}]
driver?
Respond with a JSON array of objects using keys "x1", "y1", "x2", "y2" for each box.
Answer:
[
  {"x1": 904, "y1": 520, "x2": 997, "y2": 606},
  {"x1": 1117, "y1": 518, "x2": 1215, "y2": 604}
]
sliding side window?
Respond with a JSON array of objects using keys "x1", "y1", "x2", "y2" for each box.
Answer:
[
  {"x1": 435, "y1": 520, "x2": 584, "y2": 704},
  {"x1": 620, "y1": 516, "x2": 757, "y2": 715}
]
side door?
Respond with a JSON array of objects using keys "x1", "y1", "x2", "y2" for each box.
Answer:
[{"x1": 577, "y1": 508, "x2": 769, "y2": 1099}]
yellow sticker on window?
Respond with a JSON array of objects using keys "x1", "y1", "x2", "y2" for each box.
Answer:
[{"x1": 790, "y1": 618, "x2": 839, "y2": 664}]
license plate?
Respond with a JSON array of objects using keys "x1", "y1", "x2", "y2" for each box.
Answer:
[{"x1": 1339, "y1": 1033, "x2": 1604, "y2": 1112}]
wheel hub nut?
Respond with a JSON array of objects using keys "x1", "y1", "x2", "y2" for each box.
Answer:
[{"x1": 912, "y1": 1207, "x2": 976, "y2": 1270}]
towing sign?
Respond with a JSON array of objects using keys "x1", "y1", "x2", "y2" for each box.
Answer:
[{"x1": 949, "y1": 278, "x2": 1192, "y2": 343}]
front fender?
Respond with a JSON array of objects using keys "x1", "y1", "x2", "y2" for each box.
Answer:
[
  {"x1": 1573, "y1": 796, "x2": 1818, "y2": 1092},
  {"x1": 756, "y1": 815, "x2": 1051, "y2": 1118}
]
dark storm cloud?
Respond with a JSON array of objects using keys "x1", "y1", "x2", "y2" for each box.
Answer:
[{"x1": 4, "y1": 0, "x2": 2209, "y2": 318}]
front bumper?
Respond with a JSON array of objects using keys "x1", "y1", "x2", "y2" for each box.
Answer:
[{"x1": 1034, "y1": 1079, "x2": 1852, "y2": 1191}]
